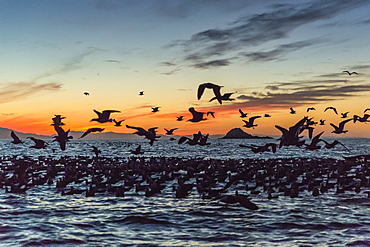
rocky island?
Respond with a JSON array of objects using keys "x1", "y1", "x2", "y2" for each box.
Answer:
[{"x1": 220, "y1": 128, "x2": 273, "y2": 139}]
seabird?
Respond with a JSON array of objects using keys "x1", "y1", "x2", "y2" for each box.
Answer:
[
  {"x1": 126, "y1": 125, "x2": 159, "y2": 146},
  {"x1": 341, "y1": 112, "x2": 349, "y2": 118},
  {"x1": 53, "y1": 125, "x2": 73, "y2": 151},
  {"x1": 307, "y1": 107, "x2": 315, "y2": 112},
  {"x1": 79, "y1": 128, "x2": 105, "y2": 139},
  {"x1": 84, "y1": 92, "x2": 89, "y2": 96},
  {"x1": 197, "y1": 82, "x2": 223, "y2": 104},
  {"x1": 242, "y1": 116, "x2": 261, "y2": 128},
  {"x1": 113, "y1": 119, "x2": 125, "y2": 126},
  {"x1": 27, "y1": 137, "x2": 47, "y2": 149},
  {"x1": 92, "y1": 146, "x2": 101, "y2": 157},
  {"x1": 343, "y1": 70, "x2": 358, "y2": 75},
  {"x1": 207, "y1": 111, "x2": 215, "y2": 118},
  {"x1": 131, "y1": 145, "x2": 144, "y2": 155},
  {"x1": 353, "y1": 114, "x2": 370, "y2": 123},
  {"x1": 209, "y1": 93, "x2": 234, "y2": 102},
  {"x1": 11, "y1": 131, "x2": 23, "y2": 144},
  {"x1": 239, "y1": 109, "x2": 248, "y2": 118},
  {"x1": 91, "y1": 109, "x2": 120, "y2": 123},
  {"x1": 290, "y1": 107, "x2": 296, "y2": 114},
  {"x1": 165, "y1": 128, "x2": 178, "y2": 135},
  {"x1": 152, "y1": 107, "x2": 160, "y2": 113},
  {"x1": 324, "y1": 107, "x2": 338, "y2": 115},
  {"x1": 187, "y1": 107, "x2": 207, "y2": 123},
  {"x1": 330, "y1": 118, "x2": 352, "y2": 134},
  {"x1": 139, "y1": 91, "x2": 144, "y2": 95},
  {"x1": 177, "y1": 116, "x2": 184, "y2": 121}
]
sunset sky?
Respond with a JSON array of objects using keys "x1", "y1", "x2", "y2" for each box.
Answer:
[{"x1": 1, "y1": 0, "x2": 370, "y2": 138}]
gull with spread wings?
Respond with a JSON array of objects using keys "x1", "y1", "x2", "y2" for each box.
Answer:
[
  {"x1": 91, "y1": 109, "x2": 120, "y2": 123},
  {"x1": 197, "y1": 82, "x2": 223, "y2": 104}
]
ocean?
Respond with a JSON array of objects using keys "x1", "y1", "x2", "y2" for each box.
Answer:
[{"x1": 1, "y1": 138, "x2": 370, "y2": 246}]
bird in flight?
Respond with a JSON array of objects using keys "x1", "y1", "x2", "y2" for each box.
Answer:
[
  {"x1": 290, "y1": 107, "x2": 296, "y2": 114},
  {"x1": 264, "y1": 114, "x2": 271, "y2": 118},
  {"x1": 152, "y1": 107, "x2": 160, "y2": 113},
  {"x1": 84, "y1": 92, "x2": 89, "y2": 96},
  {"x1": 343, "y1": 70, "x2": 358, "y2": 75},
  {"x1": 324, "y1": 107, "x2": 338, "y2": 115},
  {"x1": 307, "y1": 107, "x2": 315, "y2": 112},
  {"x1": 187, "y1": 107, "x2": 207, "y2": 123},
  {"x1": 242, "y1": 116, "x2": 261, "y2": 129},
  {"x1": 51, "y1": 115, "x2": 66, "y2": 127},
  {"x1": 239, "y1": 109, "x2": 248, "y2": 118},
  {"x1": 341, "y1": 112, "x2": 349, "y2": 118},
  {"x1": 53, "y1": 125, "x2": 73, "y2": 151},
  {"x1": 197, "y1": 82, "x2": 223, "y2": 104},
  {"x1": 27, "y1": 137, "x2": 47, "y2": 149},
  {"x1": 207, "y1": 111, "x2": 215, "y2": 118},
  {"x1": 319, "y1": 119, "x2": 326, "y2": 125},
  {"x1": 210, "y1": 93, "x2": 234, "y2": 103},
  {"x1": 131, "y1": 145, "x2": 144, "y2": 155},
  {"x1": 176, "y1": 116, "x2": 184, "y2": 121},
  {"x1": 126, "y1": 125, "x2": 160, "y2": 146},
  {"x1": 113, "y1": 119, "x2": 125, "y2": 126},
  {"x1": 164, "y1": 128, "x2": 178, "y2": 135},
  {"x1": 11, "y1": 131, "x2": 23, "y2": 144},
  {"x1": 139, "y1": 91, "x2": 144, "y2": 95},
  {"x1": 91, "y1": 110, "x2": 120, "y2": 123},
  {"x1": 330, "y1": 118, "x2": 352, "y2": 134},
  {"x1": 92, "y1": 146, "x2": 101, "y2": 158},
  {"x1": 79, "y1": 128, "x2": 105, "y2": 139}
]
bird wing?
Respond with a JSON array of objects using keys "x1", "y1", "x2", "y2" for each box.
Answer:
[
  {"x1": 338, "y1": 118, "x2": 352, "y2": 129},
  {"x1": 238, "y1": 109, "x2": 244, "y2": 115},
  {"x1": 80, "y1": 129, "x2": 92, "y2": 139},
  {"x1": 197, "y1": 84, "x2": 206, "y2": 100},
  {"x1": 329, "y1": 123, "x2": 338, "y2": 131},
  {"x1": 93, "y1": 109, "x2": 102, "y2": 117},
  {"x1": 275, "y1": 125, "x2": 288, "y2": 135},
  {"x1": 11, "y1": 131, "x2": 21, "y2": 142},
  {"x1": 212, "y1": 85, "x2": 223, "y2": 104},
  {"x1": 102, "y1": 110, "x2": 120, "y2": 118},
  {"x1": 126, "y1": 125, "x2": 143, "y2": 131}
]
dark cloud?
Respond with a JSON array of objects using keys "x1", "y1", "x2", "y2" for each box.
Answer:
[
  {"x1": 193, "y1": 59, "x2": 231, "y2": 69},
  {"x1": 173, "y1": 0, "x2": 368, "y2": 68},
  {"x1": 105, "y1": 59, "x2": 120, "y2": 63},
  {"x1": 160, "y1": 68, "x2": 181, "y2": 75},
  {"x1": 0, "y1": 82, "x2": 62, "y2": 104},
  {"x1": 265, "y1": 85, "x2": 279, "y2": 90},
  {"x1": 241, "y1": 40, "x2": 321, "y2": 62}
]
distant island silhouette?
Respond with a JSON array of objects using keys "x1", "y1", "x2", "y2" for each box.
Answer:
[{"x1": 220, "y1": 128, "x2": 273, "y2": 139}]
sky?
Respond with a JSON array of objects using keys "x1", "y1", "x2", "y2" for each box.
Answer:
[{"x1": 1, "y1": 0, "x2": 370, "y2": 138}]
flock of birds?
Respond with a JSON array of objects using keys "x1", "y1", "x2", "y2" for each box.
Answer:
[
  {"x1": 8, "y1": 70, "x2": 367, "y2": 157},
  {"x1": 4, "y1": 70, "x2": 370, "y2": 209}
]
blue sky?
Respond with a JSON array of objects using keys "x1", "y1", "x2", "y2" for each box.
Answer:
[{"x1": 1, "y1": 0, "x2": 370, "y2": 137}]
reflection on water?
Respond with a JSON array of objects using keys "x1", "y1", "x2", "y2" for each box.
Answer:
[{"x1": 0, "y1": 138, "x2": 370, "y2": 246}]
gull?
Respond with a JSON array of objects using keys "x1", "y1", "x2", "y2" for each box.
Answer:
[
  {"x1": 210, "y1": 93, "x2": 234, "y2": 102},
  {"x1": 79, "y1": 128, "x2": 105, "y2": 139},
  {"x1": 113, "y1": 119, "x2": 125, "y2": 126},
  {"x1": 242, "y1": 116, "x2": 261, "y2": 128},
  {"x1": 354, "y1": 114, "x2": 370, "y2": 123},
  {"x1": 131, "y1": 145, "x2": 144, "y2": 155},
  {"x1": 341, "y1": 112, "x2": 349, "y2": 118},
  {"x1": 84, "y1": 92, "x2": 89, "y2": 96},
  {"x1": 320, "y1": 139, "x2": 350, "y2": 152},
  {"x1": 239, "y1": 109, "x2": 248, "y2": 118},
  {"x1": 53, "y1": 125, "x2": 73, "y2": 151},
  {"x1": 319, "y1": 119, "x2": 326, "y2": 125},
  {"x1": 187, "y1": 107, "x2": 207, "y2": 122},
  {"x1": 264, "y1": 114, "x2": 271, "y2": 118},
  {"x1": 152, "y1": 107, "x2": 160, "y2": 113},
  {"x1": 290, "y1": 107, "x2": 296, "y2": 114},
  {"x1": 178, "y1": 131, "x2": 203, "y2": 145},
  {"x1": 51, "y1": 115, "x2": 66, "y2": 127},
  {"x1": 165, "y1": 128, "x2": 178, "y2": 135},
  {"x1": 324, "y1": 107, "x2": 338, "y2": 115},
  {"x1": 91, "y1": 109, "x2": 120, "y2": 123},
  {"x1": 275, "y1": 116, "x2": 308, "y2": 148},
  {"x1": 343, "y1": 70, "x2": 358, "y2": 75},
  {"x1": 197, "y1": 82, "x2": 223, "y2": 104},
  {"x1": 330, "y1": 118, "x2": 352, "y2": 134},
  {"x1": 198, "y1": 133, "x2": 210, "y2": 146},
  {"x1": 139, "y1": 91, "x2": 144, "y2": 95},
  {"x1": 307, "y1": 107, "x2": 315, "y2": 112},
  {"x1": 177, "y1": 116, "x2": 184, "y2": 121},
  {"x1": 27, "y1": 137, "x2": 47, "y2": 149},
  {"x1": 92, "y1": 146, "x2": 101, "y2": 158},
  {"x1": 364, "y1": 108, "x2": 370, "y2": 113},
  {"x1": 305, "y1": 131, "x2": 324, "y2": 151},
  {"x1": 126, "y1": 125, "x2": 159, "y2": 145},
  {"x1": 207, "y1": 111, "x2": 215, "y2": 118},
  {"x1": 11, "y1": 131, "x2": 23, "y2": 144}
]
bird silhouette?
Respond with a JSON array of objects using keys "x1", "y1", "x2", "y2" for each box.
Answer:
[
  {"x1": 79, "y1": 128, "x2": 105, "y2": 139},
  {"x1": 164, "y1": 128, "x2": 178, "y2": 135},
  {"x1": 84, "y1": 92, "x2": 89, "y2": 96},
  {"x1": 152, "y1": 107, "x2": 160, "y2": 113},
  {"x1": 53, "y1": 125, "x2": 73, "y2": 151},
  {"x1": 239, "y1": 109, "x2": 248, "y2": 118},
  {"x1": 307, "y1": 107, "x2": 315, "y2": 112},
  {"x1": 27, "y1": 137, "x2": 47, "y2": 149},
  {"x1": 364, "y1": 108, "x2": 370, "y2": 113},
  {"x1": 275, "y1": 116, "x2": 308, "y2": 148},
  {"x1": 343, "y1": 70, "x2": 358, "y2": 75},
  {"x1": 187, "y1": 107, "x2": 207, "y2": 122},
  {"x1": 131, "y1": 145, "x2": 144, "y2": 155},
  {"x1": 91, "y1": 110, "x2": 120, "y2": 123},
  {"x1": 305, "y1": 131, "x2": 324, "y2": 151},
  {"x1": 319, "y1": 119, "x2": 326, "y2": 125},
  {"x1": 176, "y1": 116, "x2": 184, "y2": 121},
  {"x1": 341, "y1": 112, "x2": 349, "y2": 118},
  {"x1": 321, "y1": 139, "x2": 350, "y2": 152},
  {"x1": 264, "y1": 114, "x2": 271, "y2": 118},
  {"x1": 290, "y1": 107, "x2": 296, "y2": 114},
  {"x1": 242, "y1": 116, "x2": 261, "y2": 128},
  {"x1": 51, "y1": 115, "x2": 65, "y2": 127},
  {"x1": 139, "y1": 91, "x2": 144, "y2": 95},
  {"x1": 11, "y1": 131, "x2": 23, "y2": 144},
  {"x1": 210, "y1": 93, "x2": 234, "y2": 102},
  {"x1": 91, "y1": 146, "x2": 101, "y2": 158},
  {"x1": 354, "y1": 114, "x2": 370, "y2": 123},
  {"x1": 207, "y1": 111, "x2": 215, "y2": 118},
  {"x1": 126, "y1": 125, "x2": 159, "y2": 146},
  {"x1": 330, "y1": 118, "x2": 352, "y2": 134},
  {"x1": 239, "y1": 143, "x2": 277, "y2": 153},
  {"x1": 197, "y1": 82, "x2": 223, "y2": 104},
  {"x1": 324, "y1": 107, "x2": 338, "y2": 115},
  {"x1": 113, "y1": 119, "x2": 125, "y2": 126}
]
